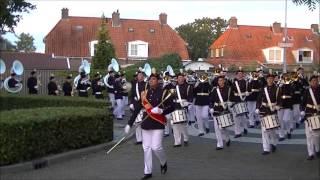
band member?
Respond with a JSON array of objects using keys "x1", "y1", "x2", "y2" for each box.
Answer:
[
  {"x1": 27, "y1": 70, "x2": 38, "y2": 94},
  {"x1": 277, "y1": 73, "x2": 294, "y2": 141},
  {"x1": 162, "y1": 72, "x2": 175, "y2": 137},
  {"x1": 92, "y1": 72, "x2": 105, "y2": 99},
  {"x1": 256, "y1": 73, "x2": 279, "y2": 155},
  {"x1": 257, "y1": 68, "x2": 267, "y2": 87},
  {"x1": 194, "y1": 73, "x2": 212, "y2": 136},
  {"x1": 291, "y1": 72, "x2": 303, "y2": 128},
  {"x1": 301, "y1": 75, "x2": 320, "y2": 160},
  {"x1": 230, "y1": 68, "x2": 249, "y2": 138},
  {"x1": 297, "y1": 67, "x2": 309, "y2": 90},
  {"x1": 77, "y1": 72, "x2": 91, "y2": 97},
  {"x1": 8, "y1": 73, "x2": 20, "y2": 89},
  {"x1": 128, "y1": 70, "x2": 147, "y2": 144},
  {"x1": 106, "y1": 70, "x2": 116, "y2": 108},
  {"x1": 62, "y1": 75, "x2": 72, "y2": 96},
  {"x1": 171, "y1": 71, "x2": 193, "y2": 147},
  {"x1": 186, "y1": 71, "x2": 197, "y2": 124},
  {"x1": 209, "y1": 75, "x2": 232, "y2": 150},
  {"x1": 124, "y1": 69, "x2": 174, "y2": 180},
  {"x1": 121, "y1": 72, "x2": 129, "y2": 115},
  {"x1": 48, "y1": 75, "x2": 58, "y2": 96},
  {"x1": 247, "y1": 69, "x2": 261, "y2": 128},
  {"x1": 113, "y1": 73, "x2": 124, "y2": 120}
]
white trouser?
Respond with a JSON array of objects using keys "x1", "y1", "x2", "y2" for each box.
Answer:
[
  {"x1": 234, "y1": 114, "x2": 248, "y2": 135},
  {"x1": 121, "y1": 96, "x2": 128, "y2": 115},
  {"x1": 108, "y1": 93, "x2": 116, "y2": 108},
  {"x1": 195, "y1": 105, "x2": 209, "y2": 134},
  {"x1": 188, "y1": 103, "x2": 196, "y2": 122},
  {"x1": 213, "y1": 117, "x2": 230, "y2": 148},
  {"x1": 261, "y1": 127, "x2": 277, "y2": 152},
  {"x1": 247, "y1": 101, "x2": 257, "y2": 126},
  {"x1": 305, "y1": 121, "x2": 320, "y2": 156},
  {"x1": 113, "y1": 99, "x2": 124, "y2": 119},
  {"x1": 142, "y1": 129, "x2": 167, "y2": 175},
  {"x1": 278, "y1": 108, "x2": 293, "y2": 138},
  {"x1": 164, "y1": 114, "x2": 171, "y2": 135},
  {"x1": 136, "y1": 124, "x2": 142, "y2": 142},
  {"x1": 172, "y1": 123, "x2": 189, "y2": 145},
  {"x1": 292, "y1": 104, "x2": 301, "y2": 127}
]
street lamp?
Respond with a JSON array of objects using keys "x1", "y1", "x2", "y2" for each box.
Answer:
[{"x1": 283, "y1": 0, "x2": 288, "y2": 73}]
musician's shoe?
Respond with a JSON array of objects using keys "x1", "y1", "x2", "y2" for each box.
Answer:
[
  {"x1": 184, "y1": 141, "x2": 189, "y2": 146},
  {"x1": 316, "y1": 151, "x2": 320, "y2": 158},
  {"x1": 205, "y1": 128, "x2": 210, "y2": 134},
  {"x1": 117, "y1": 118, "x2": 123, "y2": 121},
  {"x1": 243, "y1": 129, "x2": 248, "y2": 135},
  {"x1": 141, "y1": 174, "x2": 152, "y2": 180},
  {"x1": 279, "y1": 137, "x2": 285, "y2": 141},
  {"x1": 255, "y1": 121, "x2": 260, "y2": 126},
  {"x1": 234, "y1": 134, "x2": 242, "y2": 138},
  {"x1": 163, "y1": 134, "x2": 169, "y2": 137},
  {"x1": 198, "y1": 133, "x2": 205, "y2": 137},
  {"x1": 173, "y1": 144, "x2": 181, "y2": 148},
  {"x1": 307, "y1": 155, "x2": 314, "y2": 160},
  {"x1": 226, "y1": 140, "x2": 231, "y2": 147},
  {"x1": 262, "y1": 151, "x2": 270, "y2": 155},
  {"x1": 249, "y1": 125, "x2": 255, "y2": 128},
  {"x1": 296, "y1": 123, "x2": 300, "y2": 128},
  {"x1": 160, "y1": 162, "x2": 167, "y2": 174},
  {"x1": 287, "y1": 133, "x2": 292, "y2": 139},
  {"x1": 216, "y1": 147, "x2": 223, "y2": 150},
  {"x1": 135, "y1": 141, "x2": 142, "y2": 145},
  {"x1": 271, "y1": 145, "x2": 276, "y2": 153}
]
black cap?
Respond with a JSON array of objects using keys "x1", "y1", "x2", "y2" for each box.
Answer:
[
  {"x1": 80, "y1": 71, "x2": 85, "y2": 76},
  {"x1": 236, "y1": 69, "x2": 244, "y2": 73},
  {"x1": 31, "y1": 70, "x2": 36, "y2": 75},
  {"x1": 150, "y1": 73, "x2": 160, "y2": 79},
  {"x1": 297, "y1": 67, "x2": 304, "y2": 71},
  {"x1": 114, "y1": 73, "x2": 120, "y2": 78},
  {"x1": 176, "y1": 72, "x2": 185, "y2": 77},
  {"x1": 217, "y1": 75, "x2": 225, "y2": 79},
  {"x1": 11, "y1": 72, "x2": 16, "y2": 76},
  {"x1": 266, "y1": 73, "x2": 275, "y2": 78},
  {"x1": 66, "y1": 75, "x2": 72, "y2": 79},
  {"x1": 309, "y1": 75, "x2": 318, "y2": 81},
  {"x1": 50, "y1": 76, "x2": 55, "y2": 80}
]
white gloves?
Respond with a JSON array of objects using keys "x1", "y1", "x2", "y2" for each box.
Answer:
[
  {"x1": 300, "y1": 111, "x2": 305, "y2": 116},
  {"x1": 129, "y1": 104, "x2": 134, "y2": 110},
  {"x1": 151, "y1": 107, "x2": 163, "y2": 114},
  {"x1": 209, "y1": 108, "x2": 214, "y2": 114},
  {"x1": 34, "y1": 85, "x2": 38, "y2": 89},
  {"x1": 255, "y1": 109, "x2": 260, "y2": 114},
  {"x1": 124, "y1": 124, "x2": 131, "y2": 134},
  {"x1": 245, "y1": 92, "x2": 250, "y2": 96}
]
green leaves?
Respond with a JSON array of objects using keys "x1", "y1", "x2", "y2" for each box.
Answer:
[
  {"x1": 15, "y1": 32, "x2": 36, "y2": 52},
  {"x1": 292, "y1": 0, "x2": 320, "y2": 11}
]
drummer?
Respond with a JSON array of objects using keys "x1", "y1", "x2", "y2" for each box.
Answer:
[
  {"x1": 255, "y1": 72, "x2": 279, "y2": 155},
  {"x1": 209, "y1": 75, "x2": 232, "y2": 150}
]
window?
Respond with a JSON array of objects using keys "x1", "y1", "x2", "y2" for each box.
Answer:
[
  {"x1": 128, "y1": 40, "x2": 148, "y2": 59},
  {"x1": 128, "y1": 28, "x2": 134, "y2": 32},
  {"x1": 89, "y1": 40, "x2": 98, "y2": 56},
  {"x1": 263, "y1": 47, "x2": 283, "y2": 63},
  {"x1": 210, "y1": 49, "x2": 214, "y2": 58},
  {"x1": 298, "y1": 50, "x2": 312, "y2": 63},
  {"x1": 221, "y1": 47, "x2": 224, "y2": 57},
  {"x1": 130, "y1": 44, "x2": 138, "y2": 56},
  {"x1": 269, "y1": 49, "x2": 281, "y2": 61},
  {"x1": 215, "y1": 49, "x2": 219, "y2": 57},
  {"x1": 149, "y1": 28, "x2": 155, "y2": 33}
]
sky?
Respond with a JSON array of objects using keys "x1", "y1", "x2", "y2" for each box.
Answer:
[{"x1": 3, "y1": 0, "x2": 320, "y2": 53}]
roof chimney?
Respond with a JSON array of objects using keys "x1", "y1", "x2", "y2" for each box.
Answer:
[
  {"x1": 159, "y1": 13, "x2": 167, "y2": 25},
  {"x1": 112, "y1": 10, "x2": 120, "y2": 27},
  {"x1": 61, "y1": 8, "x2": 69, "y2": 19},
  {"x1": 272, "y1": 22, "x2": 282, "y2": 34},
  {"x1": 311, "y1": 24, "x2": 319, "y2": 34},
  {"x1": 228, "y1": 17, "x2": 238, "y2": 29}
]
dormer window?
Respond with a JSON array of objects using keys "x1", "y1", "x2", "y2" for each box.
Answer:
[
  {"x1": 263, "y1": 47, "x2": 283, "y2": 64},
  {"x1": 295, "y1": 48, "x2": 313, "y2": 63},
  {"x1": 128, "y1": 27, "x2": 134, "y2": 32},
  {"x1": 128, "y1": 40, "x2": 148, "y2": 60}
]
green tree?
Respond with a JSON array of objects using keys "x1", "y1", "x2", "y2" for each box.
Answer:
[
  {"x1": 92, "y1": 14, "x2": 116, "y2": 69},
  {"x1": 15, "y1": 32, "x2": 36, "y2": 52},
  {"x1": 175, "y1": 17, "x2": 227, "y2": 61},
  {"x1": 292, "y1": 0, "x2": 319, "y2": 10},
  {"x1": 0, "y1": 0, "x2": 36, "y2": 34}
]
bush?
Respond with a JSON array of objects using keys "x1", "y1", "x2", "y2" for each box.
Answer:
[
  {"x1": 0, "y1": 94, "x2": 109, "y2": 111},
  {"x1": 0, "y1": 107, "x2": 113, "y2": 166}
]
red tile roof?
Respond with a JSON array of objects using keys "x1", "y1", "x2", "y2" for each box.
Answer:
[
  {"x1": 208, "y1": 25, "x2": 320, "y2": 68},
  {"x1": 44, "y1": 16, "x2": 189, "y2": 60}
]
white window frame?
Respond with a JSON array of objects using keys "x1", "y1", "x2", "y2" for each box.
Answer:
[
  {"x1": 295, "y1": 48, "x2": 313, "y2": 64},
  {"x1": 89, "y1": 40, "x2": 98, "y2": 57},
  {"x1": 127, "y1": 40, "x2": 148, "y2": 59},
  {"x1": 215, "y1": 48, "x2": 219, "y2": 58},
  {"x1": 263, "y1": 47, "x2": 283, "y2": 64}
]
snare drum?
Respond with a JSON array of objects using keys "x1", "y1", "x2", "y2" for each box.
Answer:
[
  {"x1": 306, "y1": 115, "x2": 320, "y2": 130},
  {"x1": 232, "y1": 102, "x2": 248, "y2": 116},
  {"x1": 261, "y1": 114, "x2": 280, "y2": 130},
  {"x1": 216, "y1": 113, "x2": 234, "y2": 128},
  {"x1": 171, "y1": 109, "x2": 188, "y2": 124},
  {"x1": 135, "y1": 110, "x2": 145, "y2": 124}
]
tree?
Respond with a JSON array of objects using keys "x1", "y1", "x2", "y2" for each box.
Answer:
[
  {"x1": 0, "y1": 0, "x2": 36, "y2": 34},
  {"x1": 175, "y1": 17, "x2": 227, "y2": 61},
  {"x1": 92, "y1": 14, "x2": 116, "y2": 69},
  {"x1": 15, "y1": 32, "x2": 36, "y2": 52},
  {"x1": 292, "y1": 0, "x2": 320, "y2": 10},
  {"x1": 0, "y1": 35, "x2": 16, "y2": 51}
]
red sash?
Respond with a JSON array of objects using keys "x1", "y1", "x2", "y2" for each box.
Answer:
[{"x1": 141, "y1": 91, "x2": 167, "y2": 125}]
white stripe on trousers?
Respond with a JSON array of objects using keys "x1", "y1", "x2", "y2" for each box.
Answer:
[
  {"x1": 142, "y1": 129, "x2": 167, "y2": 174},
  {"x1": 164, "y1": 114, "x2": 171, "y2": 135},
  {"x1": 234, "y1": 114, "x2": 248, "y2": 135},
  {"x1": 108, "y1": 93, "x2": 115, "y2": 108},
  {"x1": 213, "y1": 117, "x2": 230, "y2": 148},
  {"x1": 121, "y1": 96, "x2": 128, "y2": 115},
  {"x1": 292, "y1": 104, "x2": 301, "y2": 126},
  {"x1": 278, "y1": 108, "x2": 293, "y2": 138},
  {"x1": 261, "y1": 126, "x2": 277, "y2": 152},
  {"x1": 172, "y1": 123, "x2": 189, "y2": 145},
  {"x1": 305, "y1": 121, "x2": 320, "y2": 156},
  {"x1": 195, "y1": 105, "x2": 209, "y2": 134},
  {"x1": 113, "y1": 99, "x2": 124, "y2": 118},
  {"x1": 136, "y1": 125, "x2": 142, "y2": 142},
  {"x1": 247, "y1": 101, "x2": 257, "y2": 126}
]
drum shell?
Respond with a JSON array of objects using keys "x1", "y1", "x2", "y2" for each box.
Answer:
[
  {"x1": 215, "y1": 113, "x2": 234, "y2": 128},
  {"x1": 306, "y1": 115, "x2": 320, "y2": 131},
  {"x1": 261, "y1": 114, "x2": 280, "y2": 130},
  {"x1": 171, "y1": 109, "x2": 188, "y2": 124},
  {"x1": 232, "y1": 102, "x2": 248, "y2": 116}
]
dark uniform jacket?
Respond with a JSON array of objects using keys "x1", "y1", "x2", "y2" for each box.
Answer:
[
  {"x1": 77, "y1": 78, "x2": 91, "y2": 97},
  {"x1": 8, "y1": 77, "x2": 19, "y2": 88},
  {"x1": 48, "y1": 81, "x2": 58, "y2": 95},
  {"x1": 246, "y1": 79, "x2": 261, "y2": 101},
  {"x1": 210, "y1": 85, "x2": 231, "y2": 116},
  {"x1": 301, "y1": 86, "x2": 320, "y2": 117},
  {"x1": 172, "y1": 82, "x2": 193, "y2": 110},
  {"x1": 121, "y1": 79, "x2": 129, "y2": 97},
  {"x1": 107, "y1": 75, "x2": 115, "y2": 93},
  {"x1": 194, "y1": 82, "x2": 212, "y2": 106},
  {"x1": 141, "y1": 85, "x2": 175, "y2": 130},
  {"x1": 278, "y1": 83, "x2": 294, "y2": 109},
  {"x1": 27, "y1": 76, "x2": 38, "y2": 94},
  {"x1": 92, "y1": 79, "x2": 105, "y2": 99},
  {"x1": 258, "y1": 76, "x2": 267, "y2": 88},
  {"x1": 256, "y1": 84, "x2": 280, "y2": 115},
  {"x1": 62, "y1": 81, "x2": 72, "y2": 96},
  {"x1": 291, "y1": 80, "x2": 303, "y2": 105},
  {"x1": 230, "y1": 79, "x2": 247, "y2": 103},
  {"x1": 114, "y1": 78, "x2": 123, "y2": 100},
  {"x1": 128, "y1": 80, "x2": 147, "y2": 127}
]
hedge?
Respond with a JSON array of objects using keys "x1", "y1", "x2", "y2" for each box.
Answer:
[
  {"x1": 0, "y1": 94, "x2": 110, "y2": 111},
  {"x1": 0, "y1": 107, "x2": 113, "y2": 166}
]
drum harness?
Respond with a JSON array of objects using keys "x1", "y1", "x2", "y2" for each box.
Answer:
[
  {"x1": 235, "y1": 80, "x2": 246, "y2": 102},
  {"x1": 308, "y1": 87, "x2": 319, "y2": 113}
]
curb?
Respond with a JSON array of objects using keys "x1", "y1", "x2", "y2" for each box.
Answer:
[{"x1": 0, "y1": 131, "x2": 134, "y2": 175}]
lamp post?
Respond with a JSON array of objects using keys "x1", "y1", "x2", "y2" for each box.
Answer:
[{"x1": 283, "y1": 0, "x2": 288, "y2": 73}]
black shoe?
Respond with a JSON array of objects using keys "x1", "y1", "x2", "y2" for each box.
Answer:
[
  {"x1": 163, "y1": 134, "x2": 169, "y2": 137},
  {"x1": 249, "y1": 125, "x2": 255, "y2": 128},
  {"x1": 117, "y1": 118, "x2": 123, "y2": 120},
  {"x1": 255, "y1": 121, "x2": 260, "y2": 126},
  {"x1": 279, "y1": 137, "x2": 285, "y2": 141},
  {"x1": 307, "y1": 155, "x2": 314, "y2": 160},
  {"x1": 296, "y1": 123, "x2": 300, "y2": 128},
  {"x1": 173, "y1": 144, "x2": 181, "y2": 148},
  {"x1": 216, "y1": 147, "x2": 223, "y2": 150},
  {"x1": 243, "y1": 129, "x2": 248, "y2": 135},
  {"x1": 271, "y1": 145, "x2": 276, "y2": 153},
  {"x1": 262, "y1": 151, "x2": 270, "y2": 155},
  {"x1": 205, "y1": 128, "x2": 210, "y2": 134},
  {"x1": 198, "y1": 133, "x2": 205, "y2": 137},
  {"x1": 135, "y1": 141, "x2": 142, "y2": 145},
  {"x1": 226, "y1": 140, "x2": 231, "y2": 147},
  {"x1": 141, "y1": 174, "x2": 152, "y2": 180},
  {"x1": 184, "y1": 141, "x2": 189, "y2": 146},
  {"x1": 160, "y1": 162, "x2": 167, "y2": 174},
  {"x1": 316, "y1": 151, "x2": 320, "y2": 158},
  {"x1": 287, "y1": 133, "x2": 291, "y2": 139},
  {"x1": 234, "y1": 134, "x2": 242, "y2": 138}
]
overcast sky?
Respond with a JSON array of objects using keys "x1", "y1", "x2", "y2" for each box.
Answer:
[{"x1": 3, "y1": 0, "x2": 319, "y2": 53}]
